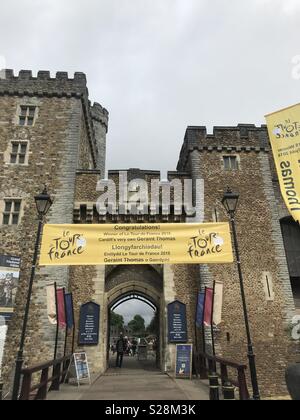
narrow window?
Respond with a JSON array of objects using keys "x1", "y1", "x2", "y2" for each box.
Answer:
[
  {"x1": 19, "y1": 106, "x2": 37, "y2": 126},
  {"x1": 262, "y1": 272, "x2": 275, "y2": 301},
  {"x1": 213, "y1": 208, "x2": 219, "y2": 222},
  {"x1": 2, "y1": 200, "x2": 22, "y2": 226},
  {"x1": 223, "y1": 156, "x2": 238, "y2": 170},
  {"x1": 10, "y1": 142, "x2": 28, "y2": 164}
]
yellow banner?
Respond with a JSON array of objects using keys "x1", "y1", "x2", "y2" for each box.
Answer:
[
  {"x1": 265, "y1": 103, "x2": 300, "y2": 223},
  {"x1": 39, "y1": 223, "x2": 233, "y2": 266}
]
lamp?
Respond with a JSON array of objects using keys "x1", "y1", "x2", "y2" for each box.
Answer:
[
  {"x1": 221, "y1": 188, "x2": 260, "y2": 400},
  {"x1": 12, "y1": 187, "x2": 52, "y2": 400},
  {"x1": 221, "y1": 187, "x2": 239, "y2": 216},
  {"x1": 35, "y1": 186, "x2": 53, "y2": 217}
]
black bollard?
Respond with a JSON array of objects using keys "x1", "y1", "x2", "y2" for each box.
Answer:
[
  {"x1": 223, "y1": 382, "x2": 236, "y2": 400},
  {"x1": 208, "y1": 372, "x2": 220, "y2": 400}
]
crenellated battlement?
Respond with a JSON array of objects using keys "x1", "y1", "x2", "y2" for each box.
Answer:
[
  {"x1": 0, "y1": 69, "x2": 109, "y2": 173},
  {"x1": 0, "y1": 69, "x2": 88, "y2": 97},
  {"x1": 0, "y1": 69, "x2": 87, "y2": 82},
  {"x1": 177, "y1": 124, "x2": 270, "y2": 170}
]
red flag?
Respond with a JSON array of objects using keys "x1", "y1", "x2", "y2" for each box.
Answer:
[
  {"x1": 56, "y1": 288, "x2": 66, "y2": 328},
  {"x1": 203, "y1": 287, "x2": 214, "y2": 327}
]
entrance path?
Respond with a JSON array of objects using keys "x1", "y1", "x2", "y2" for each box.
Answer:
[{"x1": 47, "y1": 356, "x2": 209, "y2": 401}]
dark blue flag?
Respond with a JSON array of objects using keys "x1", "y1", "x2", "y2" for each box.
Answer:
[
  {"x1": 65, "y1": 293, "x2": 74, "y2": 329},
  {"x1": 196, "y1": 293, "x2": 205, "y2": 328}
]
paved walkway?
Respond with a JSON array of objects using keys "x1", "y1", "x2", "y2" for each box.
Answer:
[{"x1": 47, "y1": 356, "x2": 209, "y2": 401}]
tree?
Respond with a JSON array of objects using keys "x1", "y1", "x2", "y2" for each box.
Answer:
[
  {"x1": 128, "y1": 315, "x2": 146, "y2": 334},
  {"x1": 146, "y1": 313, "x2": 158, "y2": 335},
  {"x1": 110, "y1": 312, "x2": 124, "y2": 330}
]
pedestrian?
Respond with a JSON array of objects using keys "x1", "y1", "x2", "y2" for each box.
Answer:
[
  {"x1": 112, "y1": 339, "x2": 116, "y2": 355},
  {"x1": 116, "y1": 332, "x2": 126, "y2": 368},
  {"x1": 132, "y1": 338, "x2": 137, "y2": 357},
  {"x1": 127, "y1": 339, "x2": 132, "y2": 356}
]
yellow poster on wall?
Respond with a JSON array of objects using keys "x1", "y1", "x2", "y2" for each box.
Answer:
[
  {"x1": 39, "y1": 223, "x2": 233, "y2": 266},
  {"x1": 265, "y1": 103, "x2": 300, "y2": 223}
]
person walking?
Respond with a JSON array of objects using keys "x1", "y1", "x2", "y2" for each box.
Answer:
[
  {"x1": 116, "y1": 333, "x2": 126, "y2": 368},
  {"x1": 111, "y1": 339, "x2": 117, "y2": 355},
  {"x1": 132, "y1": 338, "x2": 137, "y2": 357}
]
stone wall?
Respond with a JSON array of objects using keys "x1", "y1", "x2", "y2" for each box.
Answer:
[
  {"x1": 0, "y1": 94, "x2": 80, "y2": 386},
  {"x1": 90, "y1": 103, "x2": 109, "y2": 179},
  {"x1": 177, "y1": 125, "x2": 298, "y2": 397},
  {"x1": 78, "y1": 113, "x2": 93, "y2": 170},
  {"x1": 173, "y1": 265, "x2": 200, "y2": 343},
  {"x1": 1, "y1": 71, "x2": 297, "y2": 398},
  {"x1": 0, "y1": 70, "x2": 108, "y2": 391},
  {"x1": 105, "y1": 265, "x2": 163, "y2": 294}
]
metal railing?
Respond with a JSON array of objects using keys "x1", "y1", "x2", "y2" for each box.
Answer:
[
  {"x1": 19, "y1": 354, "x2": 72, "y2": 400},
  {"x1": 195, "y1": 352, "x2": 250, "y2": 400}
]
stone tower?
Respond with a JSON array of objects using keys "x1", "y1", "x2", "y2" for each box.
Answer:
[
  {"x1": 177, "y1": 124, "x2": 299, "y2": 396},
  {"x1": 90, "y1": 102, "x2": 109, "y2": 178},
  {"x1": 0, "y1": 70, "x2": 108, "y2": 387}
]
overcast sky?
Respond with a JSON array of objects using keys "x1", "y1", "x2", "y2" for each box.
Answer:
[
  {"x1": 0, "y1": 0, "x2": 300, "y2": 173},
  {"x1": 114, "y1": 300, "x2": 155, "y2": 327}
]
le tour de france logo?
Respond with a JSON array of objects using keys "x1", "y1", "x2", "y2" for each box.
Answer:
[
  {"x1": 47, "y1": 230, "x2": 87, "y2": 262},
  {"x1": 187, "y1": 229, "x2": 224, "y2": 260},
  {"x1": 273, "y1": 119, "x2": 300, "y2": 139}
]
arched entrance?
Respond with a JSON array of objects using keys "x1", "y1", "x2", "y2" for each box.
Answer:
[{"x1": 105, "y1": 265, "x2": 164, "y2": 371}]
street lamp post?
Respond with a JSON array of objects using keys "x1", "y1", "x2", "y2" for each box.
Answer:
[
  {"x1": 12, "y1": 187, "x2": 52, "y2": 401},
  {"x1": 221, "y1": 187, "x2": 260, "y2": 401}
]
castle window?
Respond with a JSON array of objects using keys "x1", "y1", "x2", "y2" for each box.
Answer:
[
  {"x1": 2, "y1": 200, "x2": 22, "y2": 226},
  {"x1": 223, "y1": 156, "x2": 238, "y2": 170},
  {"x1": 19, "y1": 106, "x2": 36, "y2": 126},
  {"x1": 10, "y1": 142, "x2": 28, "y2": 164}
]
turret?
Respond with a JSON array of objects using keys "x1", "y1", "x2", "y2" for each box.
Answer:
[{"x1": 90, "y1": 102, "x2": 109, "y2": 177}]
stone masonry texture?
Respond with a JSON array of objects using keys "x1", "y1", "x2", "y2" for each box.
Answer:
[
  {"x1": 0, "y1": 70, "x2": 108, "y2": 392},
  {"x1": 0, "y1": 71, "x2": 298, "y2": 399},
  {"x1": 177, "y1": 125, "x2": 299, "y2": 397}
]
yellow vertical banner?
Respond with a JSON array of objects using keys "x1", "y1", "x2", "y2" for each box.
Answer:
[{"x1": 265, "y1": 103, "x2": 300, "y2": 223}]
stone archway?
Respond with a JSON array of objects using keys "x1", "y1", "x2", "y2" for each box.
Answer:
[
  {"x1": 72, "y1": 264, "x2": 176, "y2": 376},
  {"x1": 105, "y1": 265, "x2": 165, "y2": 371}
]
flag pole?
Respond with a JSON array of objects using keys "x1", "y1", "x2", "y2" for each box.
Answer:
[
  {"x1": 194, "y1": 291, "x2": 200, "y2": 378},
  {"x1": 211, "y1": 282, "x2": 216, "y2": 357},
  {"x1": 71, "y1": 293, "x2": 76, "y2": 354},
  {"x1": 202, "y1": 288, "x2": 207, "y2": 355},
  {"x1": 53, "y1": 282, "x2": 59, "y2": 361},
  {"x1": 63, "y1": 288, "x2": 68, "y2": 357},
  {"x1": 194, "y1": 292, "x2": 200, "y2": 352}
]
